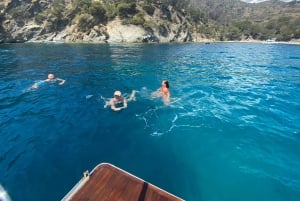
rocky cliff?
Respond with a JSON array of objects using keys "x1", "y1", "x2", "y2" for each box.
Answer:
[
  {"x1": 0, "y1": 0, "x2": 199, "y2": 43},
  {"x1": 1, "y1": 0, "x2": 299, "y2": 43}
]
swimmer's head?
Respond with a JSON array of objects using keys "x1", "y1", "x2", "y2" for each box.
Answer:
[
  {"x1": 162, "y1": 80, "x2": 169, "y2": 88},
  {"x1": 114, "y1": 91, "x2": 121, "y2": 97},
  {"x1": 48, "y1": 73, "x2": 55, "y2": 80}
]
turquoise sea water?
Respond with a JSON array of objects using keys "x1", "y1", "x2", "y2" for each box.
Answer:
[{"x1": 0, "y1": 42, "x2": 300, "y2": 201}]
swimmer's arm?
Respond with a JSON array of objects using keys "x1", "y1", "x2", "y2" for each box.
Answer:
[
  {"x1": 56, "y1": 78, "x2": 65, "y2": 85},
  {"x1": 123, "y1": 98, "x2": 127, "y2": 108},
  {"x1": 110, "y1": 99, "x2": 117, "y2": 111},
  {"x1": 110, "y1": 99, "x2": 122, "y2": 111},
  {"x1": 127, "y1": 90, "x2": 137, "y2": 102}
]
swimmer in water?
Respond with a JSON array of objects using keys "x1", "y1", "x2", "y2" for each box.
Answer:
[
  {"x1": 32, "y1": 73, "x2": 65, "y2": 89},
  {"x1": 109, "y1": 91, "x2": 127, "y2": 112},
  {"x1": 152, "y1": 80, "x2": 170, "y2": 104},
  {"x1": 109, "y1": 90, "x2": 137, "y2": 111}
]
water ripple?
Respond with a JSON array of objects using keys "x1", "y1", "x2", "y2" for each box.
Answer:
[{"x1": 1, "y1": 43, "x2": 300, "y2": 201}]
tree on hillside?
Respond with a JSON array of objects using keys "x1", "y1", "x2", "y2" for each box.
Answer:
[
  {"x1": 226, "y1": 26, "x2": 241, "y2": 40},
  {"x1": 89, "y1": 1, "x2": 107, "y2": 23},
  {"x1": 117, "y1": 2, "x2": 137, "y2": 18},
  {"x1": 77, "y1": 13, "x2": 95, "y2": 32}
]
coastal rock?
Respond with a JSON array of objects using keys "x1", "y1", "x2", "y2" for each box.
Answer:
[
  {"x1": 1, "y1": 0, "x2": 300, "y2": 43},
  {"x1": 3, "y1": 19, "x2": 43, "y2": 42},
  {"x1": 0, "y1": 1, "x2": 197, "y2": 43},
  {"x1": 106, "y1": 18, "x2": 146, "y2": 43}
]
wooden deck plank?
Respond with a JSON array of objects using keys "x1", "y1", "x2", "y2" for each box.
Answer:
[
  {"x1": 107, "y1": 171, "x2": 139, "y2": 201},
  {"x1": 63, "y1": 163, "x2": 183, "y2": 201},
  {"x1": 70, "y1": 166, "x2": 113, "y2": 201},
  {"x1": 145, "y1": 184, "x2": 182, "y2": 201}
]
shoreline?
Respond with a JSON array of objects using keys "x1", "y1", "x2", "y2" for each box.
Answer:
[
  {"x1": 1, "y1": 39, "x2": 300, "y2": 45},
  {"x1": 195, "y1": 38, "x2": 300, "y2": 45},
  {"x1": 225, "y1": 39, "x2": 300, "y2": 45}
]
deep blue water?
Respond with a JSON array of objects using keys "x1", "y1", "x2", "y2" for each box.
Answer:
[{"x1": 0, "y1": 42, "x2": 300, "y2": 201}]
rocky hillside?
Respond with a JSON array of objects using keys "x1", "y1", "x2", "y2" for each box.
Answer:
[
  {"x1": 189, "y1": 0, "x2": 300, "y2": 41},
  {"x1": 0, "y1": 0, "x2": 300, "y2": 43},
  {"x1": 190, "y1": 0, "x2": 300, "y2": 24},
  {"x1": 0, "y1": 0, "x2": 197, "y2": 43}
]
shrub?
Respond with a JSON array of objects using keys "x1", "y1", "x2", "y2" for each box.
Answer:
[
  {"x1": 142, "y1": 4, "x2": 155, "y2": 16},
  {"x1": 117, "y1": 3, "x2": 136, "y2": 18},
  {"x1": 77, "y1": 14, "x2": 95, "y2": 32},
  {"x1": 132, "y1": 12, "x2": 145, "y2": 25},
  {"x1": 89, "y1": 2, "x2": 107, "y2": 23},
  {"x1": 35, "y1": 12, "x2": 48, "y2": 24},
  {"x1": 294, "y1": 32, "x2": 300, "y2": 39},
  {"x1": 187, "y1": 7, "x2": 206, "y2": 23},
  {"x1": 51, "y1": 2, "x2": 65, "y2": 18},
  {"x1": 226, "y1": 26, "x2": 241, "y2": 40},
  {"x1": 277, "y1": 33, "x2": 292, "y2": 41},
  {"x1": 9, "y1": 7, "x2": 29, "y2": 20},
  {"x1": 121, "y1": 18, "x2": 131, "y2": 25},
  {"x1": 143, "y1": 20, "x2": 155, "y2": 30},
  {"x1": 72, "y1": 0, "x2": 92, "y2": 13},
  {"x1": 9, "y1": 7, "x2": 30, "y2": 26},
  {"x1": 265, "y1": 20, "x2": 276, "y2": 30},
  {"x1": 72, "y1": 0, "x2": 91, "y2": 8},
  {"x1": 233, "y1": 20, "x2": 252, "y2": 33},
  {"x1": 257, "y1": 29, "x2": 272, "y2": 41},
  {"x1": 103, "y1": 3, "x2": 118, "y2": 20}
]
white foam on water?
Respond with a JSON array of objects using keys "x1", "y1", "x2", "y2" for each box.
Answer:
[
  {"x1": 0, "y1": 184, "x2": 12, "y2": 201},
  {"x1": 85, "y1": 94, "x2": 93, "y2": 99}
]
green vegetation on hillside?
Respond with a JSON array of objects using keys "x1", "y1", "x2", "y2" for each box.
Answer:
[
  {"x1": 189, "y1": 0, "x2": 300, "y2": 41},
  {"x1": 1, "y1": 0, "x2": 300, "y2": 42}
]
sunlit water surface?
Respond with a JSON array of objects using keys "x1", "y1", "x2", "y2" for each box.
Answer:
[{"x1": 0, "y1": 43, "x2": 300, "y2": 201}]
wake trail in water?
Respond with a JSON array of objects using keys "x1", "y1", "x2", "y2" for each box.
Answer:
[{"x1": 134, "y1": 88, "x2": 205, "y2": 136}]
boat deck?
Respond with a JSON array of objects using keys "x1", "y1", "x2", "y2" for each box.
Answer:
[{"x1": 62, "y1": 163, "x2": 183, "y2": 201}]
